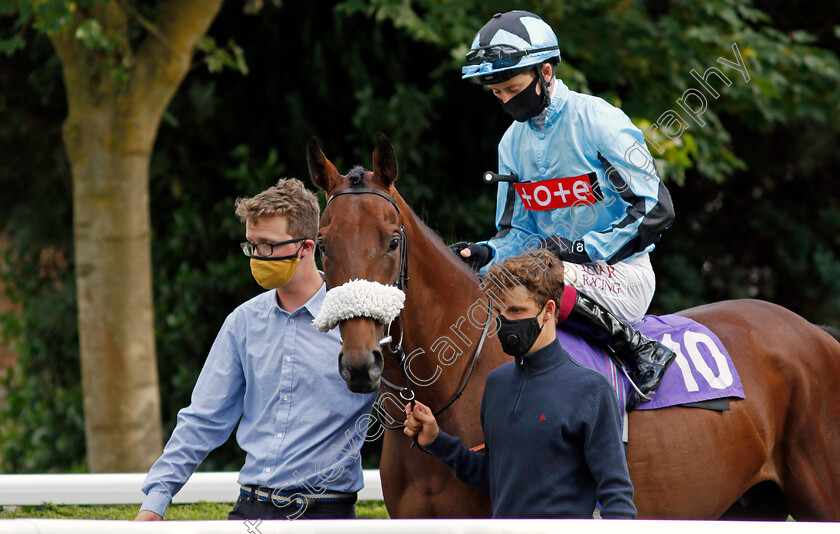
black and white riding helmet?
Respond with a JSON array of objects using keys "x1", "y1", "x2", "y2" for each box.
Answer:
[{"x1": 462, "y1": 10, "x2": 561, "y2": 85}]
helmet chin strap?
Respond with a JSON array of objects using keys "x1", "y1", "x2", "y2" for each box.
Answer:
[{"x1": 534, "y1": 63, "x2": 553, "y2": 112}]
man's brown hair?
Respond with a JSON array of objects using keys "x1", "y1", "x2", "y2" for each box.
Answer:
[
  {"x1": 482, "y1": 249, "x2": 565, "y2": 309},
  {"x1": 234, "y1": 178, "x2": 320, "y2": 238}
]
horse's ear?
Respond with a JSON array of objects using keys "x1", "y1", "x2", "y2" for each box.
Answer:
[
  {"x1": 372, "y1": 132, "x2": 398, "y2": 188},
  {"x1": 307, "y1": 137, "x2": 340, "y2": 193}
]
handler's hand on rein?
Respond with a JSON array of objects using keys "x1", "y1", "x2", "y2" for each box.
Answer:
[{"x1": 404, "y1": 401, "x2": 440, "y2": 447}]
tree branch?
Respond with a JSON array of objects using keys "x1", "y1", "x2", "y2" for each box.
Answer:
[
  {"x1": 48, "y1": 2, "x2": 129, "y2": 109},
  {"x1": 118, "y1": 0, "x2": 178, "y2": 58},
  {"x1": 131, "y1": 0, "x2": 225, "y2": 116}
]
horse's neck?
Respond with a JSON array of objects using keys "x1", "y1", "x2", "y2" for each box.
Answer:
[{"x1": 390, "y1": 190, "x2": 497, "y2": 411}]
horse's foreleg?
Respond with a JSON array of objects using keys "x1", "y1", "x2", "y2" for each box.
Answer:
[{"x1": 381, "y1": 431, "x2": 492, "y2": 518}]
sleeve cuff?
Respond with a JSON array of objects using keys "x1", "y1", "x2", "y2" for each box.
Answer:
[
  {"x1": 424, "y1": 429, "x2": 460, "y2": 457},
  {"x1": 140, "y1": 489, "x2": 173, "y2": 518}
]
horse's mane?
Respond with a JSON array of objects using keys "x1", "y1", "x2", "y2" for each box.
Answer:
[
  {"x1": 393, "y1": 188, "x2": 483, "y2": 285},
  {"x1": 386, "y1": 187, "x2": 481, "y2": 284},
  {"x1": 336, "y1": 167, "x2": 483, "y2": 284}
]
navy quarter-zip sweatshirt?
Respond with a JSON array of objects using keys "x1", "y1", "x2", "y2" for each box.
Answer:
[{"x1": 426, "y1": 337, "x2": 636, "y2": 518}]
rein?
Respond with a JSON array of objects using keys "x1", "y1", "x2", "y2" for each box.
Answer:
[
  {"x1": 325, "y1": 184, "x2": 494, "y2": 439},
  {"x1": 377, "y1": 296, "x2": 494, "y2": 431}
]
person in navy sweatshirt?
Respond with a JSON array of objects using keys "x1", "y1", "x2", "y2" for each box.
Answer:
[{"x1": 404, "y1": 249, "x2": 636, "y2": 519}]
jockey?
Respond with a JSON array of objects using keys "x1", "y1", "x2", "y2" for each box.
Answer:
[{"x1": 450, "y1": 10, "x2": 677, "y2": 407}]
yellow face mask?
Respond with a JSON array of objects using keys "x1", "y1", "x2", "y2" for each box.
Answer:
[{"x1": 250, "y1": 257, "x2": 301, "y2": 289}]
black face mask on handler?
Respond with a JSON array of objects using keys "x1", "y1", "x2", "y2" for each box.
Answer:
[{"x1": 496, "y1": 307, "x2": 546, "y2": 359}]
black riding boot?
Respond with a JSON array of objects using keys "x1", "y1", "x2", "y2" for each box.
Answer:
[{"x1": 563, "y1": 291, "x2": 676, "y2": 409}]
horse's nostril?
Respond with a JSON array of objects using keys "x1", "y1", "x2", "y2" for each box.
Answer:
[
  {"x1": 369, "y1": 350, "x2": 384, "y2": 380},
  {"x1": 338, "y1": 353, "x2": 351, "y2": 381}
]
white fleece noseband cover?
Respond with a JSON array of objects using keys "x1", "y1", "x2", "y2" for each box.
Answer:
[{"x1": 313, "y1": 279, "x2": 405, "y2": 332}]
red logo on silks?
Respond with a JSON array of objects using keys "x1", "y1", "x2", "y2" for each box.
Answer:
[
  {"x1": 513, "y1": 173, "x2": 601, "y2": 211},
  {"x1": 540, "y1": 413, "x2": 547, "y2": 421}
]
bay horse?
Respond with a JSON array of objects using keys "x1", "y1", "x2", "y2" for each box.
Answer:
[{"x1": 308, "y1": 133, "x2": 840, "y2": 520}]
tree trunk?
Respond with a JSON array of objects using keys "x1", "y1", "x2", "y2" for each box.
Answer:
[
  {"x1": 50, "y1": 0, "x2": 225, "y2": 472},
  {"x1": 63, "y1": 106, "x2": 163, "y2": 472}
]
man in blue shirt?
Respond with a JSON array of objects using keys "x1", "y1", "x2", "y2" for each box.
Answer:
[
  {"x1": 136, "y1": 179, "x2": 377, "y2": 521},
  {"x1": 405, "y1": 250, "x2": 636, "y2": 518},
  {"x1": 450, "y1": 10, "x2": 676, "y2": 408}
]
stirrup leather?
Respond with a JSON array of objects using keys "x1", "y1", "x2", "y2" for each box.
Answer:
[{"x1": 561, "y1": 290, "x2": 677, "y2": 403}]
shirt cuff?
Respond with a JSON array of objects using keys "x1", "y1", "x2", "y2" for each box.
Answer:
[{"x1": 140, "y1": 488, "x2": 173, "y2": 518}]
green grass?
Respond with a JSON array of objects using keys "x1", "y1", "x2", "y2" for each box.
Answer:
[{"x1": 0, "y1": 500, "x2": 389, "y2": 520}]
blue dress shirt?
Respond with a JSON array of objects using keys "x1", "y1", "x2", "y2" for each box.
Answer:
[{"x1": 140, "y1": 283, "x2": 377, "y2": 517}]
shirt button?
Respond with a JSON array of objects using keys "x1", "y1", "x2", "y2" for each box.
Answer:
[
  {"x1": 283, "y1": 395, "x2": 289, "y2": 401},
  {"x1": 277, "y1": 432, "x2": 283, "y2": 438},
  {"x1": 264, "y1": 468, "x2": 271, "y2": 473},
  {"x1": 538, "y1": 133, "x2": 546, "y2": 139},
  {"x1": 289, "y1": 318, "x2": 295, "y2": 323},
  {"x1": 285, "y1": 356, "x2": 291, "y2": 362},
  {"x1": 539, "y1": 167, "x2": 547, "y2": 174}
]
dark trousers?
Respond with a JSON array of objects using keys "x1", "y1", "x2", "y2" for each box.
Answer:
[{"x1": 228, "y1": 493, "x2": 357, "y2": 520}]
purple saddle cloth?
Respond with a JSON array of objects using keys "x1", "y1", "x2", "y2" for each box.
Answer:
[{"x1": 557, "y1": 314, "x2": 745, "y2": 410}]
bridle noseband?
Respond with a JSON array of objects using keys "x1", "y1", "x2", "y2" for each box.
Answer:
[{"x1": 324, "y1": 183, "x2": 493, "y2": 448}]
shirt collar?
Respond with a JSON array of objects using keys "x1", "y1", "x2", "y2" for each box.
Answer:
[
  {"x1": 302, "y1": 280, "x2": 327, "y2": 318},
  {"x1": 529, "y1": 78, "x2": 570, "y2": 131},
  {"x1": 265, "y1": 276, "x2": 327, "y2": 319},
  {"x1": 515, "y1": 337, "x2": 567, "y2": 375}
]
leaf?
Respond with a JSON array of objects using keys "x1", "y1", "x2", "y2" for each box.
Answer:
[
  {"x1": 74, "y1": 19, "x2": 109, "y2": 50},
  {"x1": 195, "y1": 37, "x2": 248, "y2": 75},
  {"x1": 0, "y1": 35, "x2": 25, "y2": 56},
  {"x1": 789, "y1": 30, "x2": 817, "y2": 44},
  {"x1": 196, "y1": 36, "x2": 216, "y2": 53},
  {"x1": 0, "y1": 0, "x2": 18, "y2": 15},
  {"x1": 227, "y1": 39, "x2": 249, "y2": 76}
]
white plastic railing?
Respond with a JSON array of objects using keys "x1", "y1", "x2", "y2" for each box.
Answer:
[
  {"x1": 0, "y1": 470, "x2": 382, "y2": 506},
  {"x1": 0, "y1": 519, "x2": 835, "y2": 534}
]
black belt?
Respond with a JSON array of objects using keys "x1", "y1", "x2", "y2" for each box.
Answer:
[{"x1": 241, "y1": 485, "x2": 357, "y2": 508}]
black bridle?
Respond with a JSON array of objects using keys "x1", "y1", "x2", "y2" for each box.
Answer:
[
  {"x1": 326, "y1": 186, "x2": 409, "y2": 290},
  {"x1": 324, "y1": 183, "x2": 494, "y2": 442}
]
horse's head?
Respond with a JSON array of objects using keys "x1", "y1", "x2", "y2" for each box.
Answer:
[{"x1": 308, "y1": 133, "x2": 405, "y2": 393}]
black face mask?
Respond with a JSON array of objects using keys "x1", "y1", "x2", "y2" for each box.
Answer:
[
  {"x1": 499, "y1": 74, "x2": 548, "y2": 122},
  {"x1": 497, "y1": 312, "x2": 545, "y2": 358}
]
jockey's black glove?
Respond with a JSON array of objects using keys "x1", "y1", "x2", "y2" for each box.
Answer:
[
  {"x1": 540, "y1": 235, "x2": 591, "y2": 263},
  {"x1": 448, "y1": 241, "x2": 493, "y2": 271}
]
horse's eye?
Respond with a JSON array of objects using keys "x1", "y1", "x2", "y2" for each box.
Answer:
[{"x1": 388, "y1": 236, "x2": 400, "y2": 253}]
